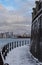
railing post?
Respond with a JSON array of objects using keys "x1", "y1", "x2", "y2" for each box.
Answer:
[
  {"x1": 16, "y1": 42, "x2": 17, "y2": 47},
  {"x1": 22, "y1": 41, "x2": 24, "y2": 46},
  {"x1": 18, "y1": 41, "x2": 19, "y2": 47},
  {"x1": 10, "y1": 43, "x2": 11, "y2": 51},
  {"x1": 21, "y1": 41, "x2": 22, "y2": 46},
  {"x1": 7, "y1": 43, "x2": 9, "y2": 53},
  {"x1": 17, "y1": 41, "x2": 18, "y2": 47},
  {"x1": 13, "y1": 42, "x2": 14, "y2": 49},
  {"x1": 0, "y1": 52, "x2": 4, "y2": 65},
  {"x1": 19, "y1": 41, "x2": 21, "y2": 47},
  {"x1": 25, "y1": 40, "x2": 26, "y2": 45},
  {"x1": 27, "y1": 40, "x2": 29, "y2": 44},
  {"x1": 11, "y1": 42, "x2": 12, "y2": 50},
  {"x1": 24, "y1": 40, "x2": 25, "y2": 45},
  {"x1": 12, "y1": 42, "x2": 13, "y2": 49},
  {"x1": 3, "y1": 52, "x2": 5, "y2": 60},
  {"x1": 4, "y1": 44, "x2": 9, "y2": 59},
  {"x1": 14, "y1": 41, "x2": 16, "y2": 48},
  {"x1": 9, "y1": 43, "x2": 10, "y2": 51},
  {"x1": 2, "y1": 46, "x2": 6, "y2": 60}
]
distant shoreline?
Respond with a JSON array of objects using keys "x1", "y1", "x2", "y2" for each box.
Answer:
[{"x1": 0, "y1": 37, "x2": 31, "y2": 39}]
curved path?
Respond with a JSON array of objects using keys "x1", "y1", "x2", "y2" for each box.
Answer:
[{"x1": 4, "y1": 45, "x2": 38, "y2": 65}]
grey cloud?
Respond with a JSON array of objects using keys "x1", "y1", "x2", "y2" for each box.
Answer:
[
  {"x1": 0, "y1": 24, "x2": 31, "y2": 34},
  {"x1": 0, "y1": 0, "x2": 36, "y2": 34}
]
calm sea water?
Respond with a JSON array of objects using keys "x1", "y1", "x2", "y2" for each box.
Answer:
[{"x1": 0, "y1": 38, "x2": 30, "y2": 51}]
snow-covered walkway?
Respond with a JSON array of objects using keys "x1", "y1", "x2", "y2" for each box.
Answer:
[{"x1": 5, "y1": 45, "x2": 38, "y2": 65}]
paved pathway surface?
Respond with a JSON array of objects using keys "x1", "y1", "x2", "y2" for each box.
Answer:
[{"x1": 5, "y1": 45, "x2": 39, "y2": 65}]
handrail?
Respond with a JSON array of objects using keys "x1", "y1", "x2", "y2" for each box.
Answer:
[{"x1": 0, "y1": 40, "x2": 30, "y2": 65}]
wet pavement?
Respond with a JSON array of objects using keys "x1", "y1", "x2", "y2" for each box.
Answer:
[{"x1": 5, "y1": 45, "x2": 39, "y2": 65}]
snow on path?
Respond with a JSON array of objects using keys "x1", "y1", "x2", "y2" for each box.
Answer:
[{"x1": 5, "y1": 45, "x2": 37, "y2": 65}]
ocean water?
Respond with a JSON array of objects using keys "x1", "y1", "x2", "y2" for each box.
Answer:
[{"x1": 0, "y1": 38, "x2": 30, "y2": 51}]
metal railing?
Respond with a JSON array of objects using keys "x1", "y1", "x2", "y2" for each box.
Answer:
[{"x1": 0, "y1": 39, "x2": 30, "y2": 65}]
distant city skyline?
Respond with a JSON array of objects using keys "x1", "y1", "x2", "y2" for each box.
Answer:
[{"x1": 0, "y1": 0, "x2": 38, "y2": 34}]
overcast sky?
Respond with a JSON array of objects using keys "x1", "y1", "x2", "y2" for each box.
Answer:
[{"x1": 0, "y1": 0, "x2": 39, "y2": 34}]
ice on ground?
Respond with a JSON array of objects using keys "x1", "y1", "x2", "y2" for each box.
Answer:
[{"x1": 5, "y1": 45, "x2": 37, "y2": 65}]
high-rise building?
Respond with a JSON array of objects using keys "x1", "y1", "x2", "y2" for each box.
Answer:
[{"x1": 30, "y1": 0, "x2": 42, "y2": 61}]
